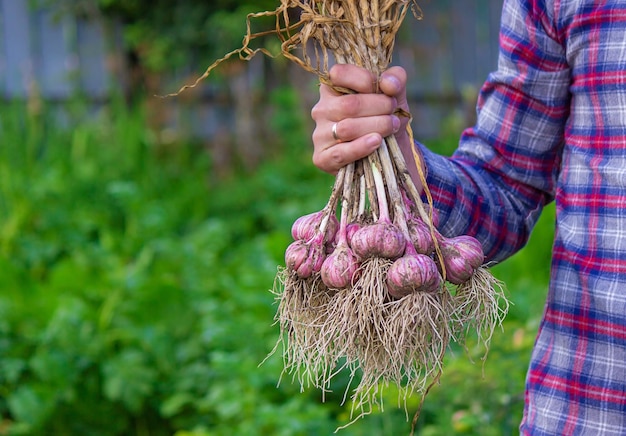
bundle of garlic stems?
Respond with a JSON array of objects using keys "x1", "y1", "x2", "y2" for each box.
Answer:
[{"x1": 174, "y1": 0, "x2": 509, "y2": 426}]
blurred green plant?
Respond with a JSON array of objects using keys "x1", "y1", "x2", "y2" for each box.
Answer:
[
  {"x1": 0, "y1": 96, "x2": 334, "y2": 435},
  {"x1": 0, "y1": 89, "x2": 551, "y2": 435}
]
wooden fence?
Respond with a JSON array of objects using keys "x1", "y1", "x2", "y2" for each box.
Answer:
[{"x1": 0, "y1": 0, "x2": 504, "y2": 142}]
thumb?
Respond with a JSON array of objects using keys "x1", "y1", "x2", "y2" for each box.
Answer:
[{"x1": 379, "y1": 66, "x2": 409, "y2": 110}]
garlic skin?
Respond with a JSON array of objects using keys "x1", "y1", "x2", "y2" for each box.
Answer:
[
  {"x1": 440, "y1": 235, "x2": 485, "y2": 285},
  {"x1": 350, "y1": 222, "x2": 406, "y2": 260},
  {"x1": 386, "y1": 253, "x2": 443, "y2": 298},
  {"x1": 285, "y1": 240, "x2": 326, "y2": 279},
  {"x1": 406, "y1": 216, "x2": 435, "y2": 255},
  {"x1": 321, "y1": 246, "x2": 360, "y2": 289},
  {"x1": 291, "y1": 211, "x2": 339, "y2": 243},
  {"x1": 285, "y1": 240, "x2": 308, "y2": 270},
  {"x1": 345, "y1": 222, "x2": 363, "y2": 244}
]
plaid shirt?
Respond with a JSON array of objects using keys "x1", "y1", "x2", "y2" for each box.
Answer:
[{"x1": 419, "y1": 0, "x2": 626, "y2": 433}]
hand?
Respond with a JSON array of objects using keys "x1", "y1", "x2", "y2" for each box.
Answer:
[{"x1": 311, "y1": 64, "x2": 413, "y2": 174}]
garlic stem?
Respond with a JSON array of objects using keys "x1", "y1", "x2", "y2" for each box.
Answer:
[
  {"x1": 351, "y1": 160, "x2": 365, "y2": 221},
  {"x1": 363, "y1": 156, "x2": 379, "y2": 220},
  {"x1": 319, "y1": 165, "x2": 345, "y2": 238},
  {"x1": 385, "y1": 133, "x2": 446, "y2": 279},
  {"x1": 368, "y1": 150, "x2": 391, "y2": 223},
  {"x1": 378, "y1": 138, "x2": 409, "y2": 236},
  {"x1": 358, "y1": 173, "x2": 366, "y2": 218},
  {"x1": 385, "y1": 134, "x2": 431, "y2": 225},
  {"x1": 336, "y1": 162, "x2": 355, "y2": 245}
]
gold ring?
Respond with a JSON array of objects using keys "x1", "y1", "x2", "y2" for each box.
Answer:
[{"x1": 332, "y1": 122, "x2": 340, "y2": 141}]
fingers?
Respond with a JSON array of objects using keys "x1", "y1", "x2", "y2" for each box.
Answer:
[
  {"x1": 312, "y1": 133, "x2": 383, "y2": 174},
  {"x1": 380, "y1": 66, "x2": 409, "y2": 106},
  {"x1": 328, "y1": 64, "x2": 379, "y2": 94},
  {"x1": 380, "y1": 66, "x2": 411, "y2": 143},
  {"x1": 328, "y1": 115, "x2": 401, "y2": 143},
  {"x1": 311, "y1": 64, "x2": 411, "y2": 174},
  {"x1": 329, "y1": 64, "x2": 408, "y2": 100},
  {"x1": 313, "y1": 115, "x2": 400, "y2": 150},
  {"x1": 314, "y1": 85, "x2": 397, "y2": 121},
  {"x1": 312, "y1": 114, "x2": 401, "y2": 173}
]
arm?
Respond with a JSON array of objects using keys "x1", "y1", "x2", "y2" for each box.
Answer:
[{"x1": 423, "y1": 0, "x2": 570, "y2": 262}]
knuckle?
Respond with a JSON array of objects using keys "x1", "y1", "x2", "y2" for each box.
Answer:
[
  {"x1": 327, "y1": 147, "x2": 345, "y2": 169},
  {"x1": 312, "y1": 148, "x2": 340, "y2": 172},
  {"x1": 311, "y1": 129, "x2": 324, "y2": 146},
  {"x1": 312, "y1": 145, "x2": 344, "y2": 172},
  {"x1": 310, "y1": 102, "x2": 324, "y2": 121},
  {"x1": 311, "y1": 150, "x2": 323, "y2": 169}
]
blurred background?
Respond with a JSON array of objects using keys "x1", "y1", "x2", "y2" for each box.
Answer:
[{"x1": 0, "y1": 0, "x2": 553, "y2": 435}]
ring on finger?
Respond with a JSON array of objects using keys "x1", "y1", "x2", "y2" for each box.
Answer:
[{"x1": 332, "y1": 122, "x2": 341, "y2": 142}]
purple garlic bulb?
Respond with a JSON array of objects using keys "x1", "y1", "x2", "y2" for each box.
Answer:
[
  {"x1": 321, "y1": 245, "x2": 360, "y2": 289},
  {"x1": 345, "y1": 222, "x2": 363, "y2": 243},
  {"x1": 406, "y1": 216, "x2": 435, "y2": 255},
  {"x1": 439, "y1": 235, "x2": 485, "y2": 285},
  {"x1": 386, "y1": 253, "x2": 443, "y2": 298},
  {"x1": 291, "y1": 211, "x2": 339, "y2": 243},
  {"x1": 285, "y1": 240, "x2": 326, "y2": 279},
  {"x1": 350, "y1": 222, "x2": 406, "y2": 260}
]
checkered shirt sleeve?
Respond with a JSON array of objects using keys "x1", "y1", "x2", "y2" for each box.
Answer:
[{"x1": 418, "y1": 0, "x2": 626, "y2": 433}]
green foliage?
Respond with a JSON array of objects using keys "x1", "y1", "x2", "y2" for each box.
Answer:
[
  {"x1": 0, "y1": 98, "x2": 334, "y2": 435},
  {"x1": 0, "y1": 92, "x2": 552, "y2": 435}
]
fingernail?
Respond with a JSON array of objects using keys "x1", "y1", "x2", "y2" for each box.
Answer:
[
  {"x1": 384, "y1": 75, "x2": 401, "y2": 92},
  {"x1": 392, "y1": 115, "x2": 401, "y2": 133}
]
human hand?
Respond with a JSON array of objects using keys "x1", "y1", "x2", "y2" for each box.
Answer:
[{"x1": 310, "y1": 64, "x2": 414, "y2": 175}]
